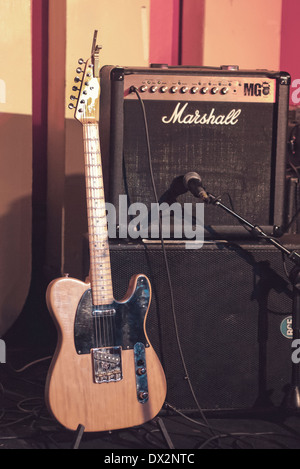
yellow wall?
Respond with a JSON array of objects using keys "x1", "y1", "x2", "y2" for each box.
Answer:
[
  {"x1": 46, "y1": 0, "x2": 150, "y2": 280},
  {"x1": 203, "y1": 0, "x2": 282, "y2": 70},
  {"x1": 47, "y1": 0, "x2": 284, "y2": 281},
  {"x1": 0, "y1": 0, "x2": 32, "y2": 336}
]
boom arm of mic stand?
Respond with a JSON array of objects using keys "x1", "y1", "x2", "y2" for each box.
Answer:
[
  {"x1": 207, "y1": 192, "x2": 300, "y2": 266},
  {"x1": 207, "y1": 191, "x2": 300, "y2": 409}
]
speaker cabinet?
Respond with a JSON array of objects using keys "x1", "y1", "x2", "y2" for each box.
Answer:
[
  {"x1": 84, "y1": 238, "x2": 300, "y2": 413},
  {"x1": 100, "y1": 66, "x2": 290, "y2": 239}
]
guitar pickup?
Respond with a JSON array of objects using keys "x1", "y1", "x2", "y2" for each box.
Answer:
[
  {"x1": 92, "y1": 307, "x2": 116, "y2": 317},
  {"x1": 92, "y1": 346, "x2": 122, "y2": 383}
]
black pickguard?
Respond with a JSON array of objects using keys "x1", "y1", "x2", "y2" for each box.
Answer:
[{"x1": 74, "y1": 276, "x2": 150, "y2": 354}]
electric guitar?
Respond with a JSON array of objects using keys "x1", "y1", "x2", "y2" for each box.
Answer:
[{"x1": 45, "y1": 35, "x2": 167, "y2": 432}]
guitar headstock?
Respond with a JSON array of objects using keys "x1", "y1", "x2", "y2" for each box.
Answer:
[{"x1": 69, "y1": 31, "x2": 102, "y2": 125}]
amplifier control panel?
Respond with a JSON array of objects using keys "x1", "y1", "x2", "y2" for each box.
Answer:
[{"x1": 124, "y1": 74, "x2": 276, "y2": 103}]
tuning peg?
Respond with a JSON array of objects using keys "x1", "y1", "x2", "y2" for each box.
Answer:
[
  {"x1": 72, "y1": 86, "x2": 79, "y2": 91},
  {"x1": 74, "y1": 76, "x2": 81, "y2": 83},
  {"x1": 78, "y1": 58, "x2": 85, "y2": 65},
  {"x1": 76, "y1": 67, "x2": 83, "y2": 74},
  {"x1": 68, "y1": 103, "x2": 75, "y2": 109},
  {"x1": 70, "y1": 95, "x2": 77, "y2": 101}
]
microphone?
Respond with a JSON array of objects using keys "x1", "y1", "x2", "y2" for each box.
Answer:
[
  {"x1": 183, "y1": 172, "x2": 210, "y2": 202},
  {"x1": 158, "y1": 175, "x2": 188, "y2": 205}
]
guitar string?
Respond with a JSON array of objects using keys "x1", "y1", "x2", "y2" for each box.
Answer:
[
  {"x1": 89, "y1": 122, "x2": 104, "y2": 348},
  {"x1": 85, "y1": 120, "x2": 115, "y2": 349},
  {"x1": 85, "y1": 122, "x2": 100, "y2": 348}
]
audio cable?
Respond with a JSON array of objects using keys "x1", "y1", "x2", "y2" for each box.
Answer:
[{"x1": 129, "y1": 86, "x2": 216, "y2": 436}]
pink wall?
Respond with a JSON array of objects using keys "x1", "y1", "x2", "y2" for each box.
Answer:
[
  {"x1": 150, "y1": 0, "x2": 300, "y2": 94},
  {"x1": 181, "y1": 0, "x2": 205, "y2": 66},
  {"x1": 280, "y1": 0, "x2": 300, "y2": 105},
  {"x1": 149, "y1": 0, "x2": 205, "y2": 66},
  {"x1": 149, "y1": 0, "x2": 180, "y2": 65}
]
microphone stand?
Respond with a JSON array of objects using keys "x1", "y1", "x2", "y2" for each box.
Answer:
[{"x1": 205, "y1": 192, "x2": 300, "y2": 410}]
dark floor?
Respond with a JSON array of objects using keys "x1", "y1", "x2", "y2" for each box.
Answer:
[{"x1": 2, "y1": 347, "x2": 300, "y2": 451}]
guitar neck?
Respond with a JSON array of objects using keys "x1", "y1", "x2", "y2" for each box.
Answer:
[{"x1": 83, "y1": 122, "x2": 113, "y2": 306}]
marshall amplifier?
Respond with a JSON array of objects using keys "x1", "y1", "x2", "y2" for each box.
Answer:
[{"x1": 100, "y1": 65, "x2": 290, "y2": 239}]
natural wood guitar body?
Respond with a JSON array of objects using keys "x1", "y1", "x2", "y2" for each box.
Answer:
[{"x1": 45, "y1": 276, "x2": 167, "y2": 432}]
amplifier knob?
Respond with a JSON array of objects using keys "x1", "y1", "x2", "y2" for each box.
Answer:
[
  {"x1": 221, "y1": 87, "x2": 229, "y2": 95},
  {"x1": 180, "y1": 86, "x2": 189, "y2": 93},
  {"x1": 200, "y1": 87, "x2": 208, "y2": 94},
  {"x1": 150, "y1": 86, "x2": 158, "y2": 93},
  {"x1": 140, "y1": 85, "x2": 148, "y2": 92},
  {"x1": 170, "y1": 86, "x2": 178, "y2": 93},
  {"x1": 191, "y1": 86, "x2": 199, "y2": 94},
  {"x1": 160, "y1": 86, "x2": 168, "y2": 93},
  {"x1": 211, "y1": 87, "x2": 219, "y2": 94}
]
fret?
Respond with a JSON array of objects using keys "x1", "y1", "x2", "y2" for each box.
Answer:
[
  {"x1": 88, "y1": 226, "x2": 107, "y2": 231},
  {"x1": 89, "y1": 245, "x2": 109, "y2": 252},
  {"x1": 88, "y1": 229, "x2": 109, "y2": 239},
  {"x1": 86, "y1": 199, "x2": 106, "y2": 207},
  {"x1": 85, "y1": 177, "x2": 103, "y2": 182},
  {"x1": 84, "y1": 149, "x2": 101, "y2": 153},
  {"x1": 88, "y1": 230, "x2": 109, "y2": 238},
  {"x1": 88, "y1": 251, "x2": 110, "y2": 259},
  {"x1": 87, "y1": 219, "x2": 107, "y2": 225},
  {"x1": 89, "y1": 243, "x2": 109, "y2": 249},
  {"x1": 89, "y1": 276, "x2": 113, "y2": 282},
  {"x1": 89, "y1": 250, "x2": 109, "y2": 255},
  {"x1": 89, "y1": 273, "x2": 112, "y2": 281},
  {"x1": 89, "y1": 264, "x2": 111, "y2": 270},
  {"x1": 89, "y1": 278, "x2": 113, "y2": 285},
  {"x1": 89, "y1": 265, "x2": 112, "y2": 271},
  {"x1": 89, "y1": 253, "x2": 110, "y2": 260},
  {"x1": 89, "y1": 272, "x2": 112, "y2": 279},
  {"x1": 85, "y1": 188, "x2": 105, "y2": 193},
  {"x1": 83, "y1": 121, "x2": 113, "y2": 305},
  {"x1": 85, "y1": 173, "x2": 103, "y2": 180}
]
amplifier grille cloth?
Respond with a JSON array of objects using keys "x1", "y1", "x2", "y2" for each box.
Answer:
[
  {"x1": 108, "y1": 243, "x2": 293, "y2": 412},
  {"x1": 123, "y1": 101, "x2": 275, "y2": 227}
]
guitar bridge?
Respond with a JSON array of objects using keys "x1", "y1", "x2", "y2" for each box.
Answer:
[{"x1": 92, "y1": 346, "x2": 122, "y2": 383}]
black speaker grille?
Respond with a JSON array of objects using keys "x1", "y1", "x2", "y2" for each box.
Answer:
[
  {"x1": 123, "y1": 101, "x2": 275, "y2": 228},
  {"x1": 109, "y1": 241, "x2": 294, "y2": 412}
]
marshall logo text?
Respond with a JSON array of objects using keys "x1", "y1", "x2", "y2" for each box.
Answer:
[{"x1": 162, "y1": 102, "x2": 241, "y2": 125}]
